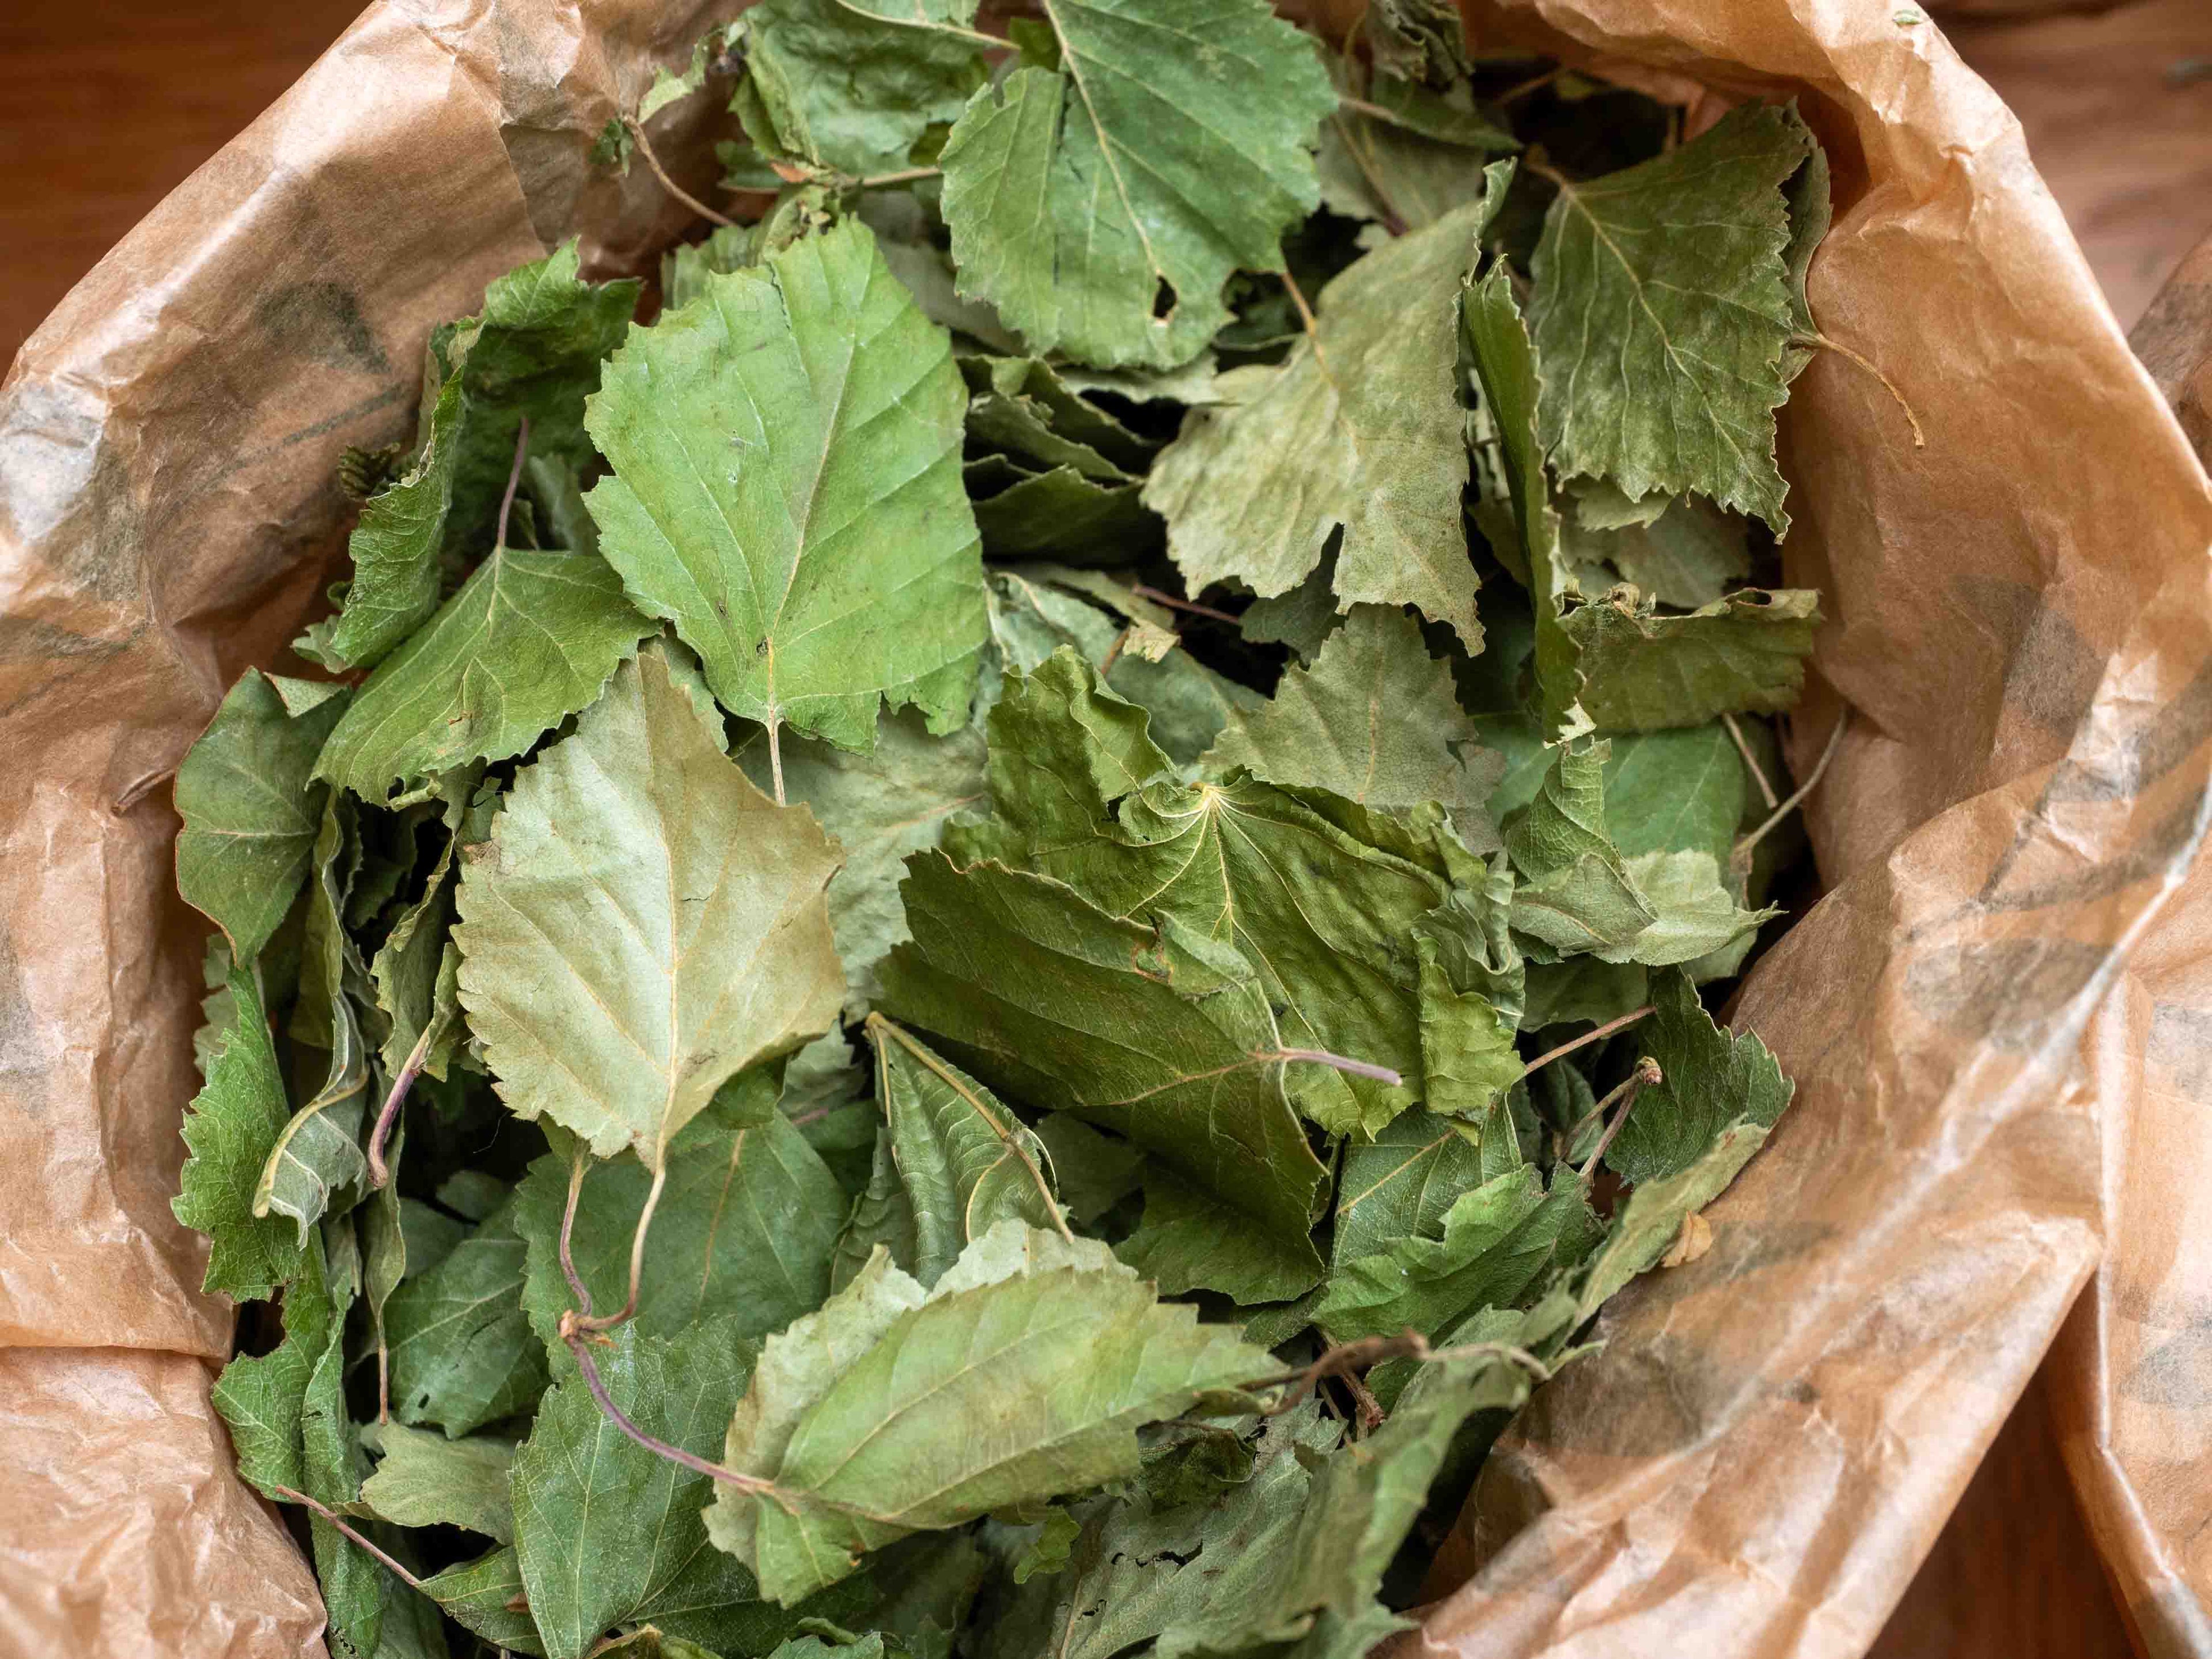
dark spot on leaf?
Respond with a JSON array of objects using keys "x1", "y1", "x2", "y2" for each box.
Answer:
[{"x1": 1151, "y1": 278, "x2": 1177, "y2": 322}]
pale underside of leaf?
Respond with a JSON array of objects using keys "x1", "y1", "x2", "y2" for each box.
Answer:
[
  {"x1": 454, "y1": 649, "x2": 845, "y2": 1168},
  {"x1": 1146, "y1": 200, "x2": 1485, "y2": 646}
]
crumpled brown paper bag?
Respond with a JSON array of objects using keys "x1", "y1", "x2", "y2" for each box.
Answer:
[{"x1": 3, "y1": 0, "x2": 2209, "y2": 1654}]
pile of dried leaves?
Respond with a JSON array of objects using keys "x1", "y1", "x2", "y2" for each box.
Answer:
[{"x1": 171, "y1": 2, "x2": 1857, "y2": 1654}]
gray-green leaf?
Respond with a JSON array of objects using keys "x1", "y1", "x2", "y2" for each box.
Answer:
[
  {"x1": 1146, "y1": 202, "x2": 1484, "y2": 645},
  {"x1": 1561, "y1": 586, "x2": 1820, "y2": 731},
  {"x1": 1529, "y1": 104, "x2": 1817, "y2": 532},
  {"x1": 707, "y1": 1224, "x2": 1272, "y2": 1602},
  {"x1": 855, "y1": 1017, "x2": 1069, "y2": 1287},
  {"x1": 359, "y1": 1422, "x2": 516, "y2": 1543},
  {"x1": 385, "y1": 1192, "x2": 548, "y2": 1437},
  {"x1": 1202, "y1": 605, "x2": 1502, "y2": 842},
  {"x1": 453, "y1": 649, "x2": 845, "y2": 1169},
  {"x1": 876, "y1": 855, "x2": 1328, "y2": 1302},
  {"x1": 513, "y1": 1073, "x2": 846, "y2": 1365}
]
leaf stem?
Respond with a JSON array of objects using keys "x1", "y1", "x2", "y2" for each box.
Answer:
[
  {"x1": 1336, "y1": 93, "x2": 1457, "y2": 141},
  {"x1": 1723, "y1": 711, "x2": 1780, "y2": 809},
  {"x1": 857, "y1": 165, "x2": 942, "y2": 188},
  {"x1": 1580, "y1": 1057, "x2": 1662, "y2": 1181},
  {"x1": 494, "y1": 415, "x2": 531, "y2": 553},
  {"x1": 628, "y1": 117, "x2": 738, "y2": 229},
  {"x1": 556, "y1": 1319, "x2": 787, "y2": 1503},
  {"x1": 766, "y1": 711, "x2": 787, "y2": 807},
  {"x1": 1496, "y1": 65, "x2": 1564, "y2": 106},
  {"x1": 1736, "y1": 713, "x2": 1846, "y2": 860},
  {"x1": 270, "y1": 1486, "x2": 425, "y2": 1591},
  {"x1": 1098, "y1": 626, "x2": 1132, "y2": 676},
  {"x1": 367, "y1": 1021, "x2": 438, "y2": 1190},
  {"x1": 1268, "y1": 1047, "x2": 1403, "y2": 1087},
  {"x1": 1517, "y1": 1005, "x2": 1654, "y2": 1081},
  {"x1": 1130, "y1": 584, "x2": 1238, "y2": 624},
  {"x1": 1328, "y1": 112, "x2": 1408, "y2": 238},
  {"x1": 1245, "y1": 1329, "x2": 1556, "y2": 1415},
  {"x1": 574, "y1": 1161, "x2": 668, "y2": 1334},
  {"x1": 1791, "y1": 330, "x2": 1925, "y2": 448},
  {"x1": 1279, "y1": 266, "x2": 1327, "y2": 373},
  {"x1": 828, "y1": 0, "x2": 1002, "y2": 51},
  {"x1": 558, "y1": 1153, "x2": 594, "y2": 1315}
]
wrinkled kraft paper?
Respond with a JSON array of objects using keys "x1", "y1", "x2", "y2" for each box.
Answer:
[{"x1": 1, "y1": 1, "x2": 2209, "y2": 1656}]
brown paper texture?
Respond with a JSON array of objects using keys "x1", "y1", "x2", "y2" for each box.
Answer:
[{"x1": 3, "y1": 1, "x2": 2210, "y2": 1654}]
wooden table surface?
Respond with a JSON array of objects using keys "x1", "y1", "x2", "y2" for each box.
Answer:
[{"x1": 0, "y1": 2, "x2": 2204, "y2": 1656}]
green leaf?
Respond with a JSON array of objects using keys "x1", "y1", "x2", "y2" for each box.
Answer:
[
  {"x1": 314, "y1": 243, "x2": 641, "y2": 669},
  {"x1": 175, "y1": 668, "x2": 347, "y2": 963},
  {"x1": 1309, "y1": 1165, "x2": 1596, "y2": 1343},
  {"x1": 359, "y1": 1421, "x2": 516, "y2": 1543},
  {"x1": 1562, "y1": 487, "x2": 1750, "y2": 609},
  {"x1": 454, "y1": 649, "x2": 845, "y2": 1169},
  {"x1": 1577, "y1": 1118, "x2": 1771, "y2": 1320},
  {"x1": 1520, "y1": 956, "x2": 1649, "y2": 1031},
  {"x1": 985, "y1": 571, "x2": 1259, "y2": 766},
  {"x1": 1462, "y1": 173, "x2": 1582, "y2": 741},
  {"x1": 953, "y1": 652, "x2": 1465, "y2": 1134},
  {"x1": 877, "y1": 855, "x2": 1328, "y2": 1301},
  {"x1": 1561, "y1": 586, "x2": 1821, "y2": 731},
  {"x1": 982, "y1": 1404, "x2": 1339, "y2": 1659},
  {"x1": 707, "y1": 1224, "x2": 1272, "y2": 1602},
  {"x1": 1116, "y1": 1162, "x2": 1330, "y2": 1304},
  {"x1": 638, "y1": 23, "x2": 738, "y2": 123},
  {"x1": 419, "y1": 1546, "x2": 546, "y2": 1656},
  {"x1": 1136, "y1": 1342, "x2": 1550, "y2": 1655},
  {"x1": 1415, "y1": 928, "x2": 1524, "y2": 1124},
  {"x1": 584, "y1": 220, "x2": 987, "y2": 752},
  {"x1": 1202, "y1": 605, "x2": 1502, "y2": 842},
  {"x1": 1238, "y1": 552, "x2": 1342, "y2": 664},
  {"x1": 1146, "y1": 202, "x2": 1484, "y2": 646},
  {"x1": 855, "y1": 1017, "x2": 1069, "y2": 1287},
  {"x1": 962, "y1": 353, "x2": 1154, "y2": 478},
  {"x1": 173, "y1": 969, "x2": 304, "y2": 1300},
  {"x1": 1504, "y1": 741, "x2": 1653, "y2": 955},
  {"x1": 514, "y1": 1077, "x2": 846, "y2": 1364},
  {"x1": 311, "y1": 546, "x2": 656, "y2": 802},
  {"x1": 1529, "y1": 104, "x2": 1817, "y2": 532},
  {"x1": 737, "y1": 708, "x2": 987, "y2": 1017},
  {"x1": 1605, "y1": 966, "x2": 1793, "y2": 1185},
  {"x1": 1030, "y1": 1115, "x2": 1143, "y2": 1226},
  {"x1": 302, "y1": 1231, "x2": 390, "y2": 1659},
  {"x1": 1603, "y1": 724, "x2": 1746, "y2": 865},
  {"x1": 370, "y1": 794, "x2": 469, "y2": 1085},
  {"x1": 968, "y1": 460, "x2": 1157, "y2": 563},
  {"x1": 512, "y1": 1316, "x2": 819, "y2": 1659},
  {"x1": 938, "y1": 0, "x2": 1335, "y2": 369},
  {"x1": 1316, "y1": 63, "x2": 1512, "y2": 233},
  {"x1": 253, "y1": 797, "x2": 371, "y2": 1239},
  {"x1": 211, "y1": 1222, "x2": 344, "y2": 1498},
  {"x1": 385, "y1": 1191, "x2": 548, "y2": 1437},
  {"x1": 737, "y1": 0, "x2": 988, "y2": 180},
  {"x1": 1602, "y1": 848, "x2": 1769, "y2": 968},
  {"x1": 1332, "y1": 1109, "x2": 1487, "y2": 1264}
]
